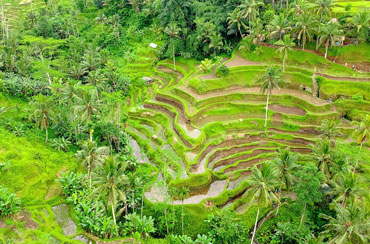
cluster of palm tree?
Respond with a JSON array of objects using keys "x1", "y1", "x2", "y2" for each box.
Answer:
[
  {"x1": 246, "y1": 118, "x2": 370, "y2": 243},
  {"x1": 227, "y1": 0, "x2": 369, "y2": 59}
]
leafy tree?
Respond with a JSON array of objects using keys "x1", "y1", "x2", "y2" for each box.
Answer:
[
  {"x1": 295, "y1": 14, "x2": 316, "y2": 50},
  {"x1": 258, "y1": 66, "x2": 282, "y2": 127},
  {"x1": 76, "y1": 140, "x2": 109, "y2": 189},
  {"x1": 319, "y1": 23, "x2": 343, "y2": 59},
  {"x1": 164, "y1": 23, "x2": 181, "y2": 71},
  {"x1": 246, "y1": 163, "x2": 279, "y2": 244},
  {"x1": 320, "y1": 201, "x2": 370, "y2": 243},
  {"x1": 275, "y1": 34, "x2": 295, "y2": 71},
  {"x1": 92, "y1": 156, "x2": 129, "y2": 225},
  {"x1": 293, "y1": 164, "x2": 324, "y2": 230},
  {"x1": 30, "y1": 94, "x2": 54, "y2": 142},
  {"x1": 352, "y1": 115, "x2": 370, "y2": 151}
]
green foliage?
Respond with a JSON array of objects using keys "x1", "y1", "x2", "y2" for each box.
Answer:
[
  {"x1": 0, "y1": 186, "x2": 21, "y2": 216},
  {"x1": 1, "y1": 74, "x2": 50, "y2": 98},
  {"x1": 215, "y1": 65, "x2": 230, "y2": 77},
  {"x1": 124, "y1": 213, "x2": 156, "y2": 239},
  {"x1": 58, "y1": 171, "x2": 83, "y2": 196}
]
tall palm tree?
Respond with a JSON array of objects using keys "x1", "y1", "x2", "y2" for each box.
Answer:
[
  {"x1": 76, "y1": 140, "x2": 109, "y2": 189},
  {"x1": 73, "y1": 88, "x2": 101, "y2": 123},
  {"x1": 164, "y1": 23, "x2": 180, "y2": 71},
  {"x1": 246, "y1": 163, "x2": 279, "y2": 244},
  {"x1": 294, "y1": 14, "x2": 316, "y2": 50},
  {"x1": 30, "y1": 94, "x2": 54, "y2": 142},
  {"x1": 92, "y1": 156, "x2": 129, "y2": 225},
  {"x1": 272, "y1": 148, "x2": 298, "y2": 214},
  {"x1": 227, "y1": 8, "x2": 247, "y2": 38},
  {"x1": 240, "y1": 0, "x2": 263, "y2": 31},
  {"x1": 267, "y1": 14, "x2": 291, "y2": 40},
  {"x1": 178, "y1": 187, "x2": 189, "y2": 235},
  {"x1": 352, "y1": 10, "x2": 370, "y2": 43},
  {"x1": 313, "y1": 0, "x2": 333, "y2": 50},
  {"x1": 320, "y1": 201, "x2": 370, "y2": 243},
  {"x1": 351, "y1": 115, "x2": 370, "y2": 151},
  {"x1": 309, "y1": 138, "x2": 333, "y2": 178},
  {"x1": 275, "y1": 34, "x2": 295, "y2": 71},
  {"x1": 330, "y1": 167, "x2": 366, "y2": 208},
  {"x1": 319, "y1": 23, "x2": 343, "y2": 59},
  {"x1": 258, "y1": 67, "x2": 282, "y2": 127},
  {"x1": 208, "y1": 34, "x2": 223, "y2": 55}
]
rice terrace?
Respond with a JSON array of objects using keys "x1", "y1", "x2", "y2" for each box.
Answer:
[{"x1": 0, "y1": 0, "x2": 370, "y2": 243}]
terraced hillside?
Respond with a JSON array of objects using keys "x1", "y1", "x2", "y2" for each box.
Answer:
[{"x1": 127, "y1": 48, "x2": 370, "y2": 212}]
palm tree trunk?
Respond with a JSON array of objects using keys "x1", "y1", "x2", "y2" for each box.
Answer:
[
  {"x1": 325, "y1": 41, "x2": 329, "y2": 59},
  {"x1": 250, "y1": 207, "x2": 260, "y2": 244},
  {"x1": 265, "y1": 93, "x2": 270, "y2": 127},
  {"x1": 172, "y1": 40, "x2": 176, "y2": 71},
  {"x1": 283, "y1": 54, "x2": 286, "y2": 71},
  {"x1": 45, "y1": 126, "x2": 48, "y2": 142},
  {"x1": 299, "y1": 202, "x2": 306, "y2": 230},
  {"x1": 276, "y1": 184, "x2": 282, "y2": 215},
  {"x1": 112, "y1": 204, "x2": 117, "y2": 225}
]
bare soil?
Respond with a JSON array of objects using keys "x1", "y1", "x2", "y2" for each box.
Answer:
[
  {"x1": 269, "y1": 104, "x2": 306, "y2": 116},
  {"x1": 225, "y1": 55, "x2": 261, "y2": 68}
]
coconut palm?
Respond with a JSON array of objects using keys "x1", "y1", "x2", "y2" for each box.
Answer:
[
  {"x1": 246, "y1": 163, "x2": 279, "y2": 244},
  {"x1": 267, "y1": 14, "x2": 291, "y2": 40},
  {"x1": 275, "y1": 34, "x2": 295, "y2": 71},
  {"x1": 319, "y1": 23, "x2": 343, "y2": 59},
  {"x1": 258, "y1": 67, "x2": 282, "y2": 127},
  {"x1": 76, "y1": 140, "x2": 109, "y2": 189},
  {"x1": 320, "y1": 119, "x2": 341, "y2": 142},
  {"x1": 164, "y1": 23, "x2": 181, "y2": 71},
  {"x1": 351, "y1": 115, "x2": 370, "y2": 151},
  {"x1": 309, "y1": 138, "x2": 333, "y2": 178},
  {"x1": 92, "y1": 156, "x2": 129, "y2": 225},
  {"x1": 249, "y1": 18, "x2": 266, "y2": 44},
  {"x1": 273, "y1": 148, "x2": 298, "y2": 214},
  {"x1": 30, "y1": 94, "x2": 54, "y2": 142},
  {"x1": 313, "y1": 0, "x2": 333, "y2": 50},
  {"x1": 208, "y1": 34, "x2": 223, "y2": 55},
  {"x1": 227, "y1": 8, "x2": 248, "y2": 38},
  {"x1": 73, "y1": 88, "x2": 101, "y2": 123},
  {"x1": 352, "y1": 10, "x2": 370, "y2": 42},
  {"x1": 240, "y1": 0, "x2": 263, "y2": 31},
  {"x1": 69, "y1": 63, "x2": 87, "y2": 80},
  {"x1": 294, "y1": 14, "x2": 316, "y2": 50},
  {"x1": 320, "y1": 201, "x2": 370, "y2": 243},
  {"x1": 330, "y1": 166, "x2": 366, "y2": 208}
]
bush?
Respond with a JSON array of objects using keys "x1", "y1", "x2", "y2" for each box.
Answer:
[
  {"x1": 1, "y1": 73, "x2": 50, "y2": 98},
  {"x1": 123, "y1": 213, "x2": 156, "y2": 239},
  {"x1": 58, "y1": 171, "x2": 83, "y2": 196},
  {"x1": 352, "y1": 93, "x2": 364, "y2": 102},
  {"x1": 215, "y1": 65, "x2": 229, "y2": 77},
  {"x1": 0, "y1": 186, "x2": 21, "y2": 216}
]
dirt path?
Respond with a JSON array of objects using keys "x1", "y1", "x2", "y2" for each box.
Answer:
[
  {"x1": 316, "y1": 73, "x2": 370, "y2": 82},
  {"x1": 225, "y1": 55, "x2": 261, "y2": 68},
  {"x1": 312, "y1": 73, "x2": 319, "y2": 97},
  {"x1": 200, "y1": 58, "x2": 229, "y2": 80},
  {"x1": 179, "y1": 86, "x2": 329, "y2": 106}
]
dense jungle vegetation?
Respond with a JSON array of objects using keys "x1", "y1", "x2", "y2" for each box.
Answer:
[{"x1": 0, "y1": 0, "x2": 370, "y2": 243}]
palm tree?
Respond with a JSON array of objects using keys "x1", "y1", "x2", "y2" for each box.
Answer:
[
  {"x1": 227, "y1": 8, "x2": 247, "y2": 38},
  {"x1": 272, "y1": 148, "x2": 298, "y2": 214},
  {"x1": 246, "y1": 163, "x2": 279, "y2": 244},
  {"x1": 313, "y1": 0, "x2": 333, "y2": 50},
  {"x1": 178, "y1": 187, "x2": 189, "y2": 234},
  {"x1": 76, "y1": 140, "x2": 109, "y2": 189},
  {"x1": 309, "y1": 138, "x2": 333, "y2": 178},
  {"x1": 275, "y1": 35, "x2": 295, "y2": 72},
  {"x1": 30, "y1": 94, "x2": 53, "y2": 142},
  {"x1": 73, "y1": 88, "x2": 101, "y2": 123},
  {"x1": 320, "y1": 119, "x2": 341, "y2": 142},
  {"x1": 294, "y1": 14, "x2": 316, "y2": 50},
  {"x1": 240, "y1": 0, "x2": 263, "y2": 31},
  {"x1": 69, "y1": 63, "x2": 87, "y2": 80},
  {"x1": 319, "y1": 23, "x2": 343, "y2": 59},
  {"x1": 208, "y1": 34, "x2": 223, "y2": 55},
  {"x1": 92, "y1": 156, "x2": 129, "y2": 225},
  {"x1": 330, "y1": 166, "x2": 366, "y2": 208},
  {"x1": 250, "y1": 18, "x2": 266, "y2": 44},
  {"x1": 258, "y1": 67, "x2": 282, "y2": 127},
  {"x1": 164, "y1": 23, "x2": 180, "y2": 71},
  {"x1": 267, "y1": 14, "x2": 291, "y2": 40},
  {"x1": 352, "y1": 10, "x2": 370, "y2": 43},
  {"x1": 320, "y1": 201, "x2": 370, "y2": 243},
  {"x1": 351, "y1": 115, "x2": 370, "y2": 151},
  {"x1": 61, "y1": 80, "x2": 80, "y2": 105}
]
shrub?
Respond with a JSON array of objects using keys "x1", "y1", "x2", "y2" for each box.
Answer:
[
  {"x1": 1, "y1": 73, "x2": 50, "y2": 98},
  {"x1": 215, "y1": 65, "x2": 229, "y2": 77},
  {"x1": 49, "y1": 137, "x2": 71, "y2": 152},
  {"x1": 0, "y1": 186, "x2": 21, "y2": 216},
  {"x1": 124, "y1": 213, "x2": 156, "y2": 239},
  {"x1": 58, "y1": 171, "x2": 83, "y2": 196},
  {"x1": 352, "y1": 93, "x2": 364, "y2": 102}
]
